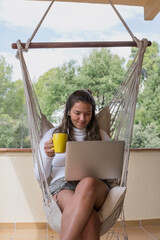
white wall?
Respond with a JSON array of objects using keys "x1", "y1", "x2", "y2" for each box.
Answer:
[
  {"x1": 0, "y1": 149, "x2": 160, "y2": 222},
  {"x1": 0, "y1": 151, "x2": 46, "y2": 222},
  {"x1": 124, "y1": 149, "x2": 160, "y2": 220}
]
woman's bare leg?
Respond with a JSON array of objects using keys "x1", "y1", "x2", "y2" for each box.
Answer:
[
  {"x1": 56, "y1": 177, "x2": 109, "y2": 240},
  {"x1": 80, "y1": 209, "x2": 100, "y2": 240}
]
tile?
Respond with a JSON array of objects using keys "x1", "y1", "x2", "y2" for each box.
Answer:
[
  {"x1": 0, "y1": 225, "x2": 159, "y2": 240},
  {"x1": 142, "y1": 225, "x2": 160, "y2": 240},
  {"x1": 0, "y1": 230, "x2": 14, "y2": 240},
  {"x1": 101, "y1": 226, "x2": 156, "y2": 240},
  {"x1": 16, "y1": 222, "x2": 47, "y2": 229},
  {"x1": 126, "y1": 227, "x2": 156, "y2": 240},
  {"x1": 150, "y1": 233, "x2": 160, "y2": 240},
  {"x1": 13, "y1": 229, "x2": 48, "y2": 240},
  {"x1": 143, "y1": 225, "x2": 160, "y2": 233},
  {"x1": 0, "y1": 222, "x2": 15, "y2": 229},
  {"x1": 141, "y1": 218, "x2": 160, "y2": 226},
  {"x1": 142, "y1": 219, "x2": 160, "y2": 226},
  {"x1": 111, "y1": 226, "x2": 128, "y2": 234},
  {"x1": 125, "y1": 221, "x2": 140, "y2": 227},
  {"x1": 115, "y1": 220, "x2": 140, "y2": 228}
]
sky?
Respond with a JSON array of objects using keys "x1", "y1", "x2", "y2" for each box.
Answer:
[{"x1": 0, "y1": 0, "x2": 160, "y2": 82}]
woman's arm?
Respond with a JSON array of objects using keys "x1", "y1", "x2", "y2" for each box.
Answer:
[{"x1": 34, "y1": 128, "x2": 55, "y2": 181}]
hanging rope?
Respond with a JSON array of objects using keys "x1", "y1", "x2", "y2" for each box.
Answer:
[
  {"x1": 26, "y1": 0, "x2": 137, "y2": 47},
  {"x1": 11, "y1": 0, "x2": 152, "y2": 51},
  {"x1": 107, "y1": 0, "x2": 138, "y2": 44},
  {"x1": 25, "y1": 0, "x2": 55, "y2": 51}
]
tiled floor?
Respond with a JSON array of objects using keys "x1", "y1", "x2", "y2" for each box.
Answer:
[
  {"x1": 101, "y1": 224, "x2": 160, "y2": 240},
  {"x1": 0, "y1": 225, "x2": 160, "y2": 240}
]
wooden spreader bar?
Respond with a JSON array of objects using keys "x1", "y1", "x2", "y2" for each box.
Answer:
[{"x1": 11, "y1": 41, "x2": 152, "y2": 49}]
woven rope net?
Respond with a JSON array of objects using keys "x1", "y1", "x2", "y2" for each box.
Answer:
[
  {"x1": 16, "y1": 37, "x2": 148, "y2": 236},
  {"x1": 14, "y1": 0, "x2": 149, "y2": 237}
]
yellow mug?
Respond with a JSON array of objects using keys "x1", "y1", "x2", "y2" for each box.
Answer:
[{"x1": 52, "y1": 133, "x2": 68, "y2": 153}]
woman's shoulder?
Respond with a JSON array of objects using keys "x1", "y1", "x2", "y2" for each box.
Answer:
[{"x1": 99, "y1": 129, "x2": 110, "y2": 141}]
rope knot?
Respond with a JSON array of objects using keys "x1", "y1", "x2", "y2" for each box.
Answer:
[
  {"x1": 15, "y1": 40, "x2": 22, "y2": 59},
  {"x1": 142, "y1": 38, "x2": 149, "y2": 52}
]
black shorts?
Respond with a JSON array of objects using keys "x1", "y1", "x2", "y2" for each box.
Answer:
[{"x1": 49, "y1": 177, "x2": 110, "y2": 196}]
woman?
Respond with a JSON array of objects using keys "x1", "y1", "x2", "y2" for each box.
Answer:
[{"x1": 35, "y1": 89, "x2": 110, "y2": 240}]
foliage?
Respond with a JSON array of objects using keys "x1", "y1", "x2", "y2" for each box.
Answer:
[
  {"x1": 0, "y1": 56, "x2": 12, "y2": 113},
  {"x1": 131, "y1": 122, "x2": 160, "y2": 148},
  {"x1": 131, "y1": 41, "x2": 160, "y2": 147},
  {"x1": 0, "y1": 41, "x2": 160, "y2": 148},
  {"x1": 35, "y1": 49, "x2": 125, "y2": 121},
  {"x1": 75, "y1": 48, "x2": 125, "y2": 110},
  {"x1": 0, "y1": 55, "x2": 30, "y2": 148},
  {"x1": 34, "y1": 60, "x2": 78, "y2": 121},
  {"x1": 0, "y1": 114, "x2": 30, "y2": 148}
]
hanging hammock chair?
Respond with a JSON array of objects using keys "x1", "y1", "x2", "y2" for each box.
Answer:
[{"x1": 12, "y1": 0, "x2": 151, "y2": 238}]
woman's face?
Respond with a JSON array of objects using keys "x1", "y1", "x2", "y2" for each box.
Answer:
[{"x1": 69, "y1": 101, "x2": 92, "y2": 129}]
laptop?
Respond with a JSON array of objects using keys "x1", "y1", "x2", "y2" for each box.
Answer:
[{"x1": 65, "y1": 140, "x2": 125, "y2": 181}]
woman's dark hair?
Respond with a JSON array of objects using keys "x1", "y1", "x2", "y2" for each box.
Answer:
[{"x1": 54, "y1": 89, "x2": 101, "y2": 141}]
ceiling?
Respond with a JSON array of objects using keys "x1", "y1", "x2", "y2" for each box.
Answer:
[{"x1": 32, "y1": 0, "x2": 160, "y2": 20}]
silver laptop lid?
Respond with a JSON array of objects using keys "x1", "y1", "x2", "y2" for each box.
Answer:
[{"x1": 65, "y1": 140, "x2": 125, "y2": 181}]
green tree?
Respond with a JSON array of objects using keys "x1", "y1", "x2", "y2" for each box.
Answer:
[
  {"x1": 35, "y1": 49, "x2": 125, "y2": 121},
  {"x1": 132, "y1": 122, "x2": 160, "y2": 148},
  {"x1": 134, "y1": 42, "x2": 160, "y2": 126},
  {"x1": 0, "y1": 55, "x2": 30, "y2": 148},
  {"x1": 0, "y1": 55, "x2": 12, "y2": 113},
  {"x1": 1, "y1": 41, "x2": 160, "y2": 148},
  {"x1": 0, "y1": 78, "x2": 30, "y2": 148},
  {"x1": 0, "y1": 113, "x2": 30, "y2": 148},
  {"x1": 131, "y1": 41, "x2": 160, "y2": 148},
  {"x1": 0, "y1": 114, "x2": 16, "y2": 148},
  {"x1": 75, "y1": 48, "x2": 125, "y2": 110},
  {"x1": 6, "y1": 80, "x2": 30, "y2": 148},
  {"x1": 35, "y1": 60, "x2": 78, "y2": 121},
  {"x1": 2, "y1": 80, "x2": 25, "y2": 118}
]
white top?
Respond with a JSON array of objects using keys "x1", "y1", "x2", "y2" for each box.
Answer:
[{"x1": 34, "y1": 127, "x2": 110, "y2": 185}]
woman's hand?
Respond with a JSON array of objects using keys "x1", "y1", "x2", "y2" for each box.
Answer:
[{"x1": 44, "y1": 138, "x2": 55, "y2": 157}]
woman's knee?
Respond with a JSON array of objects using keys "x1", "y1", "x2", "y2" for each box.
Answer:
[
  {"x1": 75, "y1": 177, "x2": 99, "y2": 198},
  {"x1": 75, "y1": 177, "x2": 110, "y2": 210}
]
